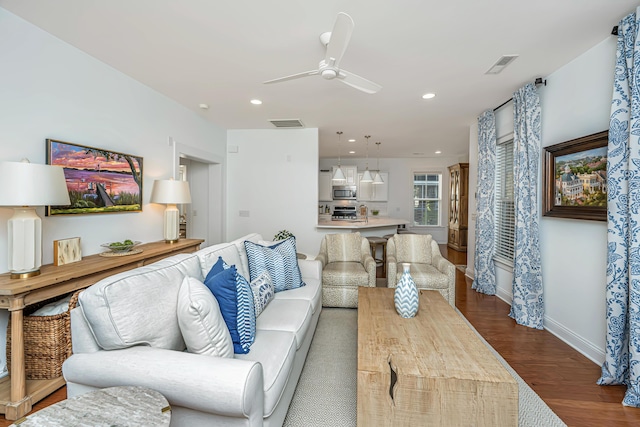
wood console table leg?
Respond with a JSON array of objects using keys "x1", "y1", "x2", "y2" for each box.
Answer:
[{"x1": 7, "y1": 296, "x2": 30, "y2": 420}]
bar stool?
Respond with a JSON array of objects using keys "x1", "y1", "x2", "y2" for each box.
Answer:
[{"x1": 366, "y1": 236, "x2": 388, "y2": 276}]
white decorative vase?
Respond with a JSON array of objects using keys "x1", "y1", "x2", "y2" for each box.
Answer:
[{"x1": 394, "y1": 263, "x2": 419, "y2": 318}]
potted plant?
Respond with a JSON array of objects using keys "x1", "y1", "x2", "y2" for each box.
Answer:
[{"x1": 273, "y1": 230, "x2": 294, "y2": 241}]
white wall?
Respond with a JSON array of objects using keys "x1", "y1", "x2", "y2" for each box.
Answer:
[
  {"x1": 226, "y1": 129, "x2": 319, "y2": 255},
  {"x1": 468, "y1": 36, "x2": 617, "y2": 364},
  {"x1": 319, "y1": 155, "x2": 468, "y2": 244},
  {"x1": 0, "y1": 8, "x2": 227, "y2": 373}
]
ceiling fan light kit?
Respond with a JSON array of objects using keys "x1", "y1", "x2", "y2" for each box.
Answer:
[{"x1": 263, "y1": 12, "x2": 382, "y2": 94}]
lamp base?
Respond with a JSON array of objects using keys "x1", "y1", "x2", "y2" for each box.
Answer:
[
  {"x1": 163, "y1": 204, "x2": 180, "y2": 242},
  {"x1": 10, "y1": 270, "x2": 41, "y2": 279},
  {"x1": 164, "y1": 239, "x2": 179, "y2": 244}
]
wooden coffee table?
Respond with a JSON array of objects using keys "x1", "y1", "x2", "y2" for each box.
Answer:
[{"x1": 357, "y1": 287, "x2": 518, "y2": 426}]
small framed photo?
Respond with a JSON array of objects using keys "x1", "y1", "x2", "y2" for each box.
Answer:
[
  {"x1": 542, "y1": 130, "x2": 608, "y2": 221},
  {"x1": 53, "y1": 237, "x2": 82, "y2": 266}
]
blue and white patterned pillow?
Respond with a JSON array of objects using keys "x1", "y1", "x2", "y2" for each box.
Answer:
[
  {"x1": 250, "y1": 271, "x2": 275, "y2": 317},
  {"x1": 244, "y1": 237, "x2": 306, "y2": 293},
  {"x1": 203, "y1": 263, "x2": 256, "y2": 354}
]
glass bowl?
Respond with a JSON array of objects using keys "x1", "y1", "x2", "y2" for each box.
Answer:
[{"x1": 100, "y1": 241, "x2": 142, "y2": 254}]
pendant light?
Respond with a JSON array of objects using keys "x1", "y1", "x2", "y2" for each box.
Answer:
[
  {"x1": 332, "y1": 131, "x2": 346, "y2": 182},
  {"x1": 373, "y1": 141, "x2": 384, "y2": 184},
  {"x1": 361, "y1": 135, "x2": 373, "y2": 183}
]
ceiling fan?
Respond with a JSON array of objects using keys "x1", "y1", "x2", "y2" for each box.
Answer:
[{"x1": 263, "y1": 12, "x2": 382, "y2": 94}]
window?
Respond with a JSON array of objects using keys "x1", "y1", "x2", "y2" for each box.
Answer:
[
  {"x1": 413, "y1": 173, "x2": 441, "y2": 226},
  {"x1": 494, "y1": 139, "x2": 515, "y2": 264}
]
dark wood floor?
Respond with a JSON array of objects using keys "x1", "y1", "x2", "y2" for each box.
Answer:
[
  {"x1": 444, "y1": 246, "x2": 640, "y2": 427},
  {"x1": 2, "y1": 247, "x2": 639, "y2": 426}
]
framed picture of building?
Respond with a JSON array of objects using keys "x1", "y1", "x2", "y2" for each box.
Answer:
[
  {"x1": 46, "y1": 139, "x2": 143, "y2": 215},
  {"x1": 542, "y1": 130, "x2": 607, "y2": 221}
]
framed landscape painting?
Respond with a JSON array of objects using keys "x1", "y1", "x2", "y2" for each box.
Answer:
[
  {"x1": 542, "y1": 130, "x2": 608, "y2": 221},
  {"x1": 46, "y1": 139, "x2": 143, "y2": 215}
]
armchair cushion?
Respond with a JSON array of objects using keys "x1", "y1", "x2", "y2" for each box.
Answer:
[
  {"x1": 322, "y1": 262, "x2": 370, "y2": 287},
  {"x1": 325, "y1": 233, "x2": 364, "y2": 263},
  {"x1": 394, "y1": 234, "x2": 433, "y2": 264}
]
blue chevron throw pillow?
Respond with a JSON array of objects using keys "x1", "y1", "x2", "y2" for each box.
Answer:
[
  {"x1": 244, "y1": 237, "x2": 306, "y2": 293},
  {"x1": 204, "y1": 264, "x2": 256, "y2": 354}
]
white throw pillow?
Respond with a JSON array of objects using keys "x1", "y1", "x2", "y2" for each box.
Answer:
[
  {"x1": 250, "y1": 270, "x2": 275, "y2": 317},
  {"x1": 177, "y1": 276, "x2": 234, "y2": 358}
]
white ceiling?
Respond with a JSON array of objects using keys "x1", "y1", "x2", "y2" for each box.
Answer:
[{"x1": 1, "y1": 1, "x2": 636, "y2": 159}]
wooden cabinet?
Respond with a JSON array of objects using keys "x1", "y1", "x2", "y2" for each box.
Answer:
[
  {"x1": 319, "y1": 170, "x2": 333, "y2": 201},
  {"x1": 0, "y1": 239, "x2": 204, "y2": 420},
  {"x1": 448, "y1": 163, "x2": 469, "y2": 251},
  {"x1": 357, "y1": 172, "x2": 388, "y2": 202}
]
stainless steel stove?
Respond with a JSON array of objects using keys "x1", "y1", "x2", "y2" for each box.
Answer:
[{"x1": 332, "y1": 206, "x2": 357, "y2": 220}]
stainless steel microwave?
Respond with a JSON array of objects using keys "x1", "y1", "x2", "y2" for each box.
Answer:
[{"x1": 333, "y1": 185, "x2": 357, "y2": 200}]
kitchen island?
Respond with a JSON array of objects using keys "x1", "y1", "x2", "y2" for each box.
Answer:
[{"x1": 317, "y1": 216, "x2": 409, "y2": 236}]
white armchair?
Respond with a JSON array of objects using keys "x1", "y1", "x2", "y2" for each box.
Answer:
[
  {"x1": 387, "y1": 234, "x2": 456, "y2": 306},
  {"x1": 316, "y1": 232, "x2": 376, "y2": 308}
]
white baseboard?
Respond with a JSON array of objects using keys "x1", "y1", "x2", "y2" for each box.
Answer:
[
  {"x1": 543, "y1": 316, "x2": 604, "y2": 366},
  {"x1": 464, "y1": 267, "x2": 474, "y2": 279},
  {"x1": 489, "y1": 287, "x2": 603, "y2": 366}
]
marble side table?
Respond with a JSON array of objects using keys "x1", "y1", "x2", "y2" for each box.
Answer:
[{"x1": 10, "y1": 386, "x2": 171, "y2": 427}]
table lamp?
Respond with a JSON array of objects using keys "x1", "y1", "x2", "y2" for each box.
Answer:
[
  {"x1": 0, "y1": 159, "x2": 71, "y2": 279},
  {"x1": 150, "y1": 179, "x2": 192, "y2": 243}
]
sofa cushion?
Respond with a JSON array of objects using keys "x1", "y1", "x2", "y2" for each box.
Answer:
[
  {"x1": 235, "y1": 329, "x2": 296, "y2": 417},
  {"x1": 256, "y1": 299, "x2": 312, "y2": 350},
  {"x1": 244, "y1": 237, "x2": 305, "y2": 293},
  {"x1": 326, "y1": 233, "x2": 363, "y2": 263},
  {"x1": 204, "y1": 265, "x2": 256, "y2": 354},
  {"x1": 78, "y1": 253, "x2": 202, "y2": 350},
  {"x1": 273, "y1": 277, "x2": 322, "y2": 314},
  {"x1": 197, "y1": 242, "x2": 244, "y2": 280},
  {"x1": 177, "y1": 276, "x2": 234, "y2": 358},
  {"x1": 250, "y1": 271, "x2": 275, "y2": 317}
]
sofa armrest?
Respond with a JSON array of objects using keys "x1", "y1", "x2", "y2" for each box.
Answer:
[
  {"x1": 298, "y1": 258, "x2": 322, "y2": 280},
  {"x1": 63, "y1": 346, "x2": 263, "y2": 420},
  {"x1": 315, "y1": 253, "x2": 328, "y2": 268}
]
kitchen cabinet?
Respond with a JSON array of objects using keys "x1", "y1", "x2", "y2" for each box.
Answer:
[
  {"x1": 333, "y1": 165, "x2": 358, "y2": 186},
  {"x1": 319, "y1": 170, "x2": 333, "y2": 201},
  {"x1": 447, "y1": 163, "x2": 469, "y2": 251},
  {"x1": 357, "y1": 172, "x2": 388, "y2": 202}
]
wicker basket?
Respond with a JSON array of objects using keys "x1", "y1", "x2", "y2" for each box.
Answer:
[{"x1": 6, "y1": 290, "x2": 81, "y2": 380}]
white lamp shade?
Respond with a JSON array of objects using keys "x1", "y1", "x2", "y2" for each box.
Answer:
[
  {"x1": 0, "y1": 161, "x2": 70, "y2": 206},
  {"x1": 361, "y1": 169, "x2": 373, "y2": 183},
  {"x1": 332, "y1": 167, "x2": 346, "y2": 182},
  {"x1": 373, "y1": 172, "x2": 384, "y2": 184},
  {"x1": 150, "y1": 179, "x2": 192, "y2": 204}
]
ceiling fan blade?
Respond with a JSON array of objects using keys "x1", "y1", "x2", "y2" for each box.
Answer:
[
  {"x1": 263, "y1": 70, "x2": 319, "y2": 84},
  {"x1": 337, "y1": 70, "x2": 382, "y2": 94},
  {"x1": 324, "y1": 12, "x2": 354, "y2": 67}
]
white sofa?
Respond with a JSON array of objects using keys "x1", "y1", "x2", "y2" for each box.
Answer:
[{"x1": 62, "y1": 233, "x2": 323, "y2": 427}]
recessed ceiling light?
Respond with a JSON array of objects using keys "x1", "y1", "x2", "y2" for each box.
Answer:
[
  {"x1": 250, "y1": 99, "x2": 262, "y2": 105},
  {"x1": 422, "y1": 93, "x2": 436, "y2": 99},
  {"x1": 349, "y1": 151, "x2": 356, "y2": 154},
  {"x1": 435, "y1": 150, "x2": 442, "y2": 154},
  {"x1": 199, "y1": 103, "x2": 209, "y2": 110},
  {"x1": 348, "y1": 139, "x2": 356, "y2": 142}
]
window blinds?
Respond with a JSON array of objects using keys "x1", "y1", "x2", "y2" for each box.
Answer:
[{"x1": 494, "y1": 140, "x2": 515, "y2": 264}]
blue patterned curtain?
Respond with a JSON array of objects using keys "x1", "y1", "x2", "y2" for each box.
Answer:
[
  {"x1": 597, "y1": 7, "x2": 640, "y2": 408},
  {"x1": 509, "y1": 83, "x2": 544, "y2": 330},
  {"x1": 472, "y1": 110, "x2": 497, "y2": 295}
]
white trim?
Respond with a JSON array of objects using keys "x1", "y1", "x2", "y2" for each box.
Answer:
[{"x1": 543, "y1": 316, "x2": 604, "y2": 365}]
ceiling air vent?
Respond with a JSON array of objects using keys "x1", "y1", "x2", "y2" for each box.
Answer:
[
  {"x1": 485, "y1": 55, "x2": 519, "y2": 74},
  {"x1": 269, "y1": 119, "x2": 305, "y2": 128}
]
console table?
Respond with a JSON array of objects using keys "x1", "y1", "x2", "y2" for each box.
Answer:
[
  {"x1": 357, "y1": 287, "x2": 518, "y2": 426},
  {"x1": 0, "y1": 238, "x2": 203, "y2": 420}
]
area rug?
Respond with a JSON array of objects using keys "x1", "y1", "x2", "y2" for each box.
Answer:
[{"x1": 283, "y1": 307, "x2": 566, "y2": 427}]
